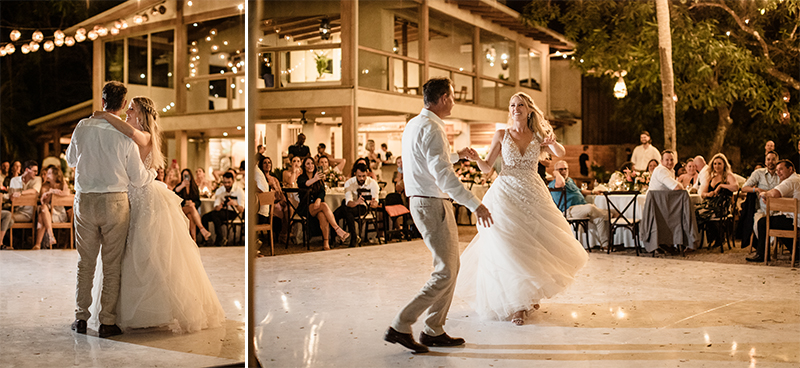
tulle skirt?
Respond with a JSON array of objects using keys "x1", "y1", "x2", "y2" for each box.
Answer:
[
  {"x1": 456, "y1": 173, "x2": 588, "y2": 321},
  {"x1": 90, "y1": 181, "x2": 225, "y2": 333}
]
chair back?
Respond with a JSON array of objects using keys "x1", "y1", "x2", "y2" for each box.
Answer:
[
  {"x1": 255, "y1": 191, "x2": 275, "y2": 255},
  {"x1": 602, "y1": 191, "x2": 640, "y2": 225},
  {"x1": 257, "y1": 191, "x2": 276, "y2": 215},
  {"x1": 11, "y1": 192, "x2": 38, "y2": 207},
  {"x1": 548, "y1": 186, "x2": 568, "y2": 217},
  {"x1": 51, "y1": 193, "x2": 75, "y2": 208},
  {"x1": 384, "y1": 192, "x2": 404, "y2": 206},
  {"x1": 50, "y1": 193, "x2": 76, "y2": 249},
  {"x1": 765, "y1": 197, "x2": 799, "y2": 266}
]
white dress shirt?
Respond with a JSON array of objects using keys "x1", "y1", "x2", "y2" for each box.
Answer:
[
  {"x1": 631, "y1": 144, "x2": 661, "y2": 171},
  {"x1": 649, "y1": 165, "x2": 681, "y2": 191},
  {"x1": 66, "y1": 118, "x2": 155, "y2": 193},
  {"x1": 343, "y1": 176, "x2": 380, "y2": 204},
  {"x1": 255, "y1": 165, "x2": 270, "y2": 217},
  {"x1": 213, "y1": 185, "x2": 246, "y2": 212},
  {"x1": 773, "y1": 173, "x2": 800, "y2": 223},
  {"x1": 9, "y1": 175, "x2": 42, "y2": 219},
  {"x1": 402, "y1": 108, "x2": 481, "y2": 211}
]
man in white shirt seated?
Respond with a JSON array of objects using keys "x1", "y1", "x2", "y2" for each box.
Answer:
[
  {"x1": 548, "y1": 161, "x2": 609, "y2": 248},
  {"x1": 631, "y1": 131, "x2": 661, "y2": 171},
  {"x1": 201, "y1": 172, "x2": 245, "y2": 246},
  {"x1": 692, "y1": 155, "x2": 707, "y2": 192},
  {"x1": 333, "y1": 163, "x2": 378, "y2": 247},
  {"x1": 647, "y1": 150, "x2": 683, "y2": 191},
  {"x1": 747, "y1": 160, "x2": 799, "y2": 263},
  {"x1": 9, "y1": 160, "x2": 42, "y2": 223},
  {"x1": 741, "y1": 151, "x2": 781, "y2": 233}
]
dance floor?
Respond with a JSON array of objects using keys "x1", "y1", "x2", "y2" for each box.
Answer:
[
  {"x1": 255, "y1": 240, "x2": 800, "y2": 368},
  {"x1": 0, "y1": 247, "x2": 245, "y2": 368}
]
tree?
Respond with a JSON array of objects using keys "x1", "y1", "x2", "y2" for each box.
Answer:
[
  {"x1": 656, "y1": 0, "x2": 677, "y2": 151},
  {"x1": 522, "y1": 0, "x2": 798, "y2": 159}
]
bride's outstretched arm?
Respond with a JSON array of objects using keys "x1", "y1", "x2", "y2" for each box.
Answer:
[
  {"x1": 471, "y1": 130, "x2": 503, "y2": 173},
  {"x1": 91, "y1": 111, "x2": 151, "y2": 148},
  {"x1": 542, "y1": 133, "x2": 565, "y2": 157}
]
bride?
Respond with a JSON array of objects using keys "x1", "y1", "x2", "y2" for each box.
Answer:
[
  {"x1": 456, "y1": 92, "x2": 588, "y2": 326},
  {"x1": 89, "y1": 97, "x2": 225, "y2": 333}
]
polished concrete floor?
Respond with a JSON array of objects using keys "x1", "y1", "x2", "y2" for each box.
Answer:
[
  {"x1": 0, "y1": 247, "x2": 245, "y2": 368},
  {"x1": 255, "y1": 240, "x2": 800, "y2": 368}
]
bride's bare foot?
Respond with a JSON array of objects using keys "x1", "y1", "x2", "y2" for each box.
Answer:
[
  {"x1": 511, "y1": 310, "x2": 525, "y2": 326},
  {"x1": 200, "y1": 228, "x2": 212, "y2": 241}
]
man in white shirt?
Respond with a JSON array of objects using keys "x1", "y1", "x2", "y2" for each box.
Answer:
[
  {"x1": 692, "y1": 155, "x2": 708, "y2": 192},
  {"x1": 201, "y1": 172, "x2": 245, "y2": 246},
  {"x1": 748, "y1": 160, "x2": 799, "y2": 262},
  {"x1": 66, "y1": 81, "x2": 156, "y2": 338},
  {"x1": 385, "y1": 77, "x2": 492, "y2": 353},
  {"x1": 631, "y1": 131, "x2": 661, "y2": 171},
  {"x1": 8, "y1": 160, "x2": 42, "y2": 223},
  {"x1": 648, "y1": 150, "x2": 683, "y2": 191},
  {"x1": 742, "y1": 151, "x2": 781, "y2": 213},
  {"x1": 333, "y1": 163, "x2": 378, "y2": 247}
]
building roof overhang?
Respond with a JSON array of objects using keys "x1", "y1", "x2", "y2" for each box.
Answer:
[{"x1": 27, "y1": 100, "x2": 93, "y2": 131}]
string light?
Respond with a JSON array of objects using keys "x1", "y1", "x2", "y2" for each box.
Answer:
[
  {"x1": 87, "y1": 30, "x2": 98, "y2": 41},
  {"x1": 32, "y1": 30, "x2": 44, "y2": 42},
  {"x1": 6, "y1": 43, "x2": 15, "y2": 54},
  {"x1": 54, "y1": 37, "x2": 64, "y2": 47},
  {"x1": 29, "y1": 41, "x2": 39, "y2": 52},
  {"x1": 10, "y1": 30, "x2": 21, "y2": 41},
  {"x1": 43, "y1": 40, "x2": 54, "y2": 52},
  {"x1": 54, "y1": 30, "x2": 64, "y2": 40},
  {"x1": 64, "y1": 36, "x2": 75, "y2": 47},
  {"x1": 21, "y1": 44, "x2": 29, "y2": 54}
]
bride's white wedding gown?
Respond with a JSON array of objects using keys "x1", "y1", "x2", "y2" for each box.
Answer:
[
  {"x1": 90, "y1": 153, "x2": 225, "y2": 333},
  {"x1": 456, "y1": 130, "x2": 588, "y2": 321}
]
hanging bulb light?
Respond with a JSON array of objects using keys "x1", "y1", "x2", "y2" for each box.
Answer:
[
  {"x1": 120, "y1": 20, "x2": 128, "y2": 29},
  {"x1": 54, "y1": 30, "x2": 65, "y2": 40},
  {"x1": 613, "y1": 71, "x2": 628, "y2": 99},
  {"x1": 29, "y1": 41, "x2": 39, "y2": 52},
  {"x1": 87, "y1": 30, "x2": 98, "y2": 41},
  {"x1": 32, "y1": 30, "x2": 44, "y2": 43},
  {"x1": 43, "y1": 40, "x2": 54, "y2": 52},
  {"x1": 97, "y1": 26, "x2": 108, "y2": 37},
  {"x1": 110, "y1": 28, "x2": 119, "y2": 35},
  {"x1": 64, "y1": 36, "x2": 75, "y2": 47},
  {"x1": 114, "y1": 19, "x2": 123, "y2": 29},
  {"x1": 54, "y1": 37, "x2": 64, "y2": 47},
  {"x1": 10, "y1": 29, "x2": 21, "y2": 41},
  {"x1": 6, "y1": 43, "x2": 15, "y2": 54},
  {"x1": 76, "y1": 27, "x2": 86, "y2": 36},
  {"x1": 0, "y1": 47, "x2": 6, "y2": 57},
  {"x1": 210, "y1": 28, "x2": 218, "y2": 36},
  {"x1": 75, "y1": 32, "x2": 86, "y2": 43},
  {"x1": 21, "y1": 44, "x2": 30, "y2": 54},
  {"x1": 133, "y1": 15, "x2": 144, "y2": 24}
]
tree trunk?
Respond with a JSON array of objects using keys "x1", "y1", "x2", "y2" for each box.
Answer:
[
  {"x1": 656, "y1": 0, "x2": 677, "y2": 152},
  {"x1": 709, "y1": 103, "x2": 734, "y2": 158}
]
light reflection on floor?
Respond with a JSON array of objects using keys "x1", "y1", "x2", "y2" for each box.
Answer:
[
  {"x1": 0, "y1": 247, "x2": 245, "y2": 367},
  {"x1": 256, "y1": 240, "x2": 800, "y2": 367}
]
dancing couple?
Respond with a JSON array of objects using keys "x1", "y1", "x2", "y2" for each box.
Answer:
[
  {"x1": 385, "y1": 78, "x2": 588, "y2": 353},
  {"x1": 68, "y1": 81, "x2": 224, "y2": 337}
]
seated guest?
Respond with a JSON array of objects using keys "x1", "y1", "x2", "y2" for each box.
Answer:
[
  {"x1": 288, "y1": 133, "x2": 311, "y2": 159},
  {"x1": 379, "y1": 143, "x2": 393, "y2": 164},
  {"x1": 740, "y1": 152, "x2": 780, "y2": 245},
  {"x1": 259, "y1": 156, "x2": 286, "y2": 233},
  {"x1": 1, "y1": 208, "x2": 12, "y2": 249},
  {"x1": 0, "y1": 161, "x2": 9, "y2": 190},
  {"x1": 692, "y1": 155, "x2": 708, "y2": 191},
  {"x1": 351, "y1": 157, "x2": 377, "y2": 180},
  {"x1": 297, "y1": 157, "x2": 350, "y2": 250},
  {"x1": 201, "y1": 172, "x2": 245, "y2": 246},
  {"x1": 764, "y1": 140, "x2": 775, "y2": 158},
  {"x1": 155, "y1": 167, "x2": 165, "y2": 182},
  {"x1": 34, "y1": 165, "x2": 69, "y2": 249},
  {"x1": 648, "y1": 150, "x2": 683, "y2": 191},
  {"x1": 315, "y1": 143, "x2": 347, "y2": 171},
  {"x1": 646, "y1": 159, "x2": 659, "y2": 174},
  {"x1": 334, "y1": 163, "x2": 379, "y2": 247},
  {"x1": 363, "y1": 139, "x2": 380, "y2": 171},
  {"x1": 748, "y1": 160, "x2": 799, "y2": 262},
  {"x1": 283, "y1": 156, "x2": 303, "y2": 188},
  {"x1": 164, "y1": 167, "x2": 180, "y2": 190},
  {"x1": 549, "y1": 160, "x2": 609, "y2": 248},
  {"x1": 696, "y1": 153, "x2": 738, "y2": 248},
  {"x1": 314, "y1": 143, "x2": 329, "y2": 163},
  {"x1": 674, "y1": 161, "x2": 686, "y2": 178},
  {"x1": 317, "y1": 156, "x2": 344, "y2": 183},
  {"x1": 677, "y1": 159, "x2": 698, "y2": 190},
  {"x1": 174, "y1": 168, "x2": 212, "y2": 242},
  {"x1": 3, "y1": 160, "x2": 21, "y2": 192},
  {"x1": 392, "y1": 156, "x2": 405, "y2": 195},
  {"x1": 9, "y1": 160, "x2": 42, "y2": 225},
  {"x1": 195, "y1": 167, "x2": 214, "y2": 197}
]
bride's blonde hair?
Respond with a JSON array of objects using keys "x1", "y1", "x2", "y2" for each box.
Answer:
[
  {"x1": 508, "y1": 92, "x2": 552, "y2": 139},
  {"x1": 132, "y1": 96, "x2": 164, "y2": 170}
]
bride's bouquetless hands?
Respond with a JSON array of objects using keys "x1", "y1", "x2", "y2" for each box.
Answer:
[{"x1": 474, "y1": 204, "x2": 493, "y2": 228}]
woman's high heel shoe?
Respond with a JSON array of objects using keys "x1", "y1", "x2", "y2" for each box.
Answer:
[
  {"x1": 200, "y1": 228, "x2": 212, "y2": 241},
  {"x1": 335, "y1": 227, "x2": 350, "y2": 243}
]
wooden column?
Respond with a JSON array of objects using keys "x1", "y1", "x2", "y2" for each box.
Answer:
[
  {"x1": 175, "y1": 0, "x2": 187, "y2": 114},
  {"x1": 472, "y1": 25, "x2": 481, "y2": 106},
  {"x1": 341, "y1": 0, "x2": 358, "y2": 173},
  {"x1": 175, "y1": 130, "x2": 188, "y2": 169},
  {"x1": 420, "y1": 1, "x2": 429, "y2": 84},
  {"x1": 52, "y1": 129, "x2": 62, "y2": 156}
]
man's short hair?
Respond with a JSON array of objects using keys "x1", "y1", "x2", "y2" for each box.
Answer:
[
  {"x1": 766, "y1": 150, "x2": 779, "y2": 158},
  {"x1": 662, "y1": 149, "x2": 675, "y2": 157},
  {"x1": 778, "y1": 159, "x2": 795, "y2": 171},
  {"x1": 423, "y1": 77, "x2": 452, "y2": 106},
  {"x1": 102, "y1": 81, "x2": 127, "y2": 111},
  {"x1": 222, "y1": 172, "x2": 235, "y2": 180},
  {"x1": 318, "y1": 143, "x2": 326, "y2": 149},
  {"x1": 381, "y1": 143, "x2": 388, "y2": 149},
  {"x1": 257, "y1": 144, "x2": 263, "y2": 150},
  {"x1": 23, "y1": 160, "x2": 38, "y2": 172},
  {"x1": 354, "y1": 163, "x2": 369, "y2": 173},
  {"x1": 641, "y1": 131, "x2": 650, "y2": 137}
]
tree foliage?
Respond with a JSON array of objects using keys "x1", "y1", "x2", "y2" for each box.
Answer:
[{"x1": 522, "y1": 0, "x2": 799, "y2": 166}]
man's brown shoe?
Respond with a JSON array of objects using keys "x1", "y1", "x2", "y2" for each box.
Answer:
[
  {"x1": 71, "y1": 319, "x2": 87, "y2": 334},
  {"x1": 384, "y1": 327, "x2": 429, "y2": 353},
  {"x1": 419, "y1": 332, "x2": 465, "y2": 347}
]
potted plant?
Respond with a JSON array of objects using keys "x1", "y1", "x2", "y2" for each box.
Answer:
[{"x1": 314, "y1": 52, "x2": 331, "y2": 80}]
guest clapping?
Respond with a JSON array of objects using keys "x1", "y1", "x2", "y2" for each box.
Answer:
[
  {"x1": 174, "y1": 168, "x2": 212, "y2": 242},
  {"x1": 34, "y1": 165, "x2": 69, "y2": 249},
  {"x1": 297, "y1": 157, "x2": 350, "y2": 250}
]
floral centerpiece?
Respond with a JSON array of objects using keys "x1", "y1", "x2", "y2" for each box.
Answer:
[
  {"x1": 323, "y1": 167, "x2": 346, "y2": 188},
  {"x1": 457, "y1": 161, "x2": 483, "y2": 183},
  {"x1": 607, "y1": 169, "x2": 650, "y2": 192}
]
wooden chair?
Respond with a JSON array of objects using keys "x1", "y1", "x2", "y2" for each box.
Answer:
[
  {"x1": 548, "y1": 186, "x2": 591, "y2": 252},
  {"x1": 454, "y1": 86, "x2": 468, "y2": 102},
  {"x1": 765, "y1": 197, "x2": 798, "y2": 267},
  {"x1": 50, "y1": 194, "x2": 75, "y2": 249},
  {"x1": 283, "y1": 188, "x2": 311, "y2": 250},
  {"x1": 603, "y1": 191, "x2": 642, "y2": 256},
  {"x1": 357, "y1": 204, "x2": 383, "y2": 245},
  {"x1": 698, "y1": 190, "x2": 735, "y2": 253},
  {"x1": 9, "y1": 193, "x2": 38, "y2": 248},
  {"x1": 254, "y1": 192, "x2": 276, "y2": 256}
]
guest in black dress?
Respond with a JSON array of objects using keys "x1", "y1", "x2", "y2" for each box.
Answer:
[
  {"x1": 174, "y1": 168, "x2": 212, "y2": 242},
  {"x1": 297, "y1": 157, "x2": 350, "y2": 250}
]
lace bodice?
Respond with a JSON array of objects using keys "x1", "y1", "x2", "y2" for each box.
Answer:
[
  {"x1": 143, "y1": 152, "x2": 153, "y2": 170},
  {"x1": 500, "y1": 129, "x2": 541, "y2": 178}
]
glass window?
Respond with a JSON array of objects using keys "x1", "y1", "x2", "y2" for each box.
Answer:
[
  {"x1": 187, "y1": 15, "x2": 245, "y2": 78},
  {"x1": 519, "y1": 47, "x2": 542, "y2": 90},
  {"x1": 392, "y1": 58, "x2": 420, "y2": 94},
  {"x1": 151, "y1": 30, "x2": 174, "y2": 88},
  {"x1": 128, "y1": 34, "x2": 148, "y2": 85},
  {"x1": 104, "y1": 40, "x2": 124, "y2": 82},
  {"x1": 480, "y1": 29, "x2": 514, "y2": 82},
  {"x1": 429, "y1": 9, "x2": 473, "y2": 73},
  {"x1": 358, "y1": 49, "x2": 387, "y2": 91},
  {"x1": 359, "y1": 1, "x2": 420, "y2": 56}
]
